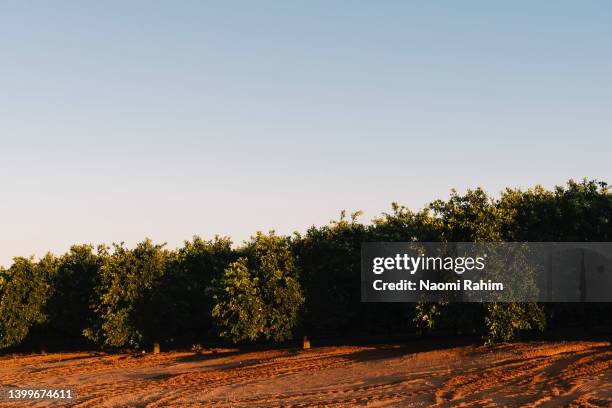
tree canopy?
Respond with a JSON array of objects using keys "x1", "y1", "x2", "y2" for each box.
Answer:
[{"x1": 0, "y1": 179, "x2": 609, "y2": 350}]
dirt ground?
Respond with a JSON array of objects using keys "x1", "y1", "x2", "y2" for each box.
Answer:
[{"x1": 0, "y1": 340, "x2": 610, "y2": 407}]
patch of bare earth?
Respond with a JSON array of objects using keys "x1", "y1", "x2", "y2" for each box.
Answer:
[{"x1": 0, "y1": 341, "x2": 610, "y2": 407}]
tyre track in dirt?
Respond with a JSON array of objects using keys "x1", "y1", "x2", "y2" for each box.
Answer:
[
  {"x1": 194, "y1": 378, "x2": 430, "y2": 407},
  {"x1": 144, "y1": 347, "x2": 371, "y2": 407},
  {"x1": 40, "y1": 347, "x2": 367, "y2": 407},
  {"x1": 1, "y1": 341, "x2": 610, "y2": 407},
  {"x1": 432, "y1": 341, "x2": 612, "y2": 407}
]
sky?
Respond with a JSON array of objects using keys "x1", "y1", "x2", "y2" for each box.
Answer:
[{"x1": 1, "y1": 1, "x2": 611, "y2": 267}]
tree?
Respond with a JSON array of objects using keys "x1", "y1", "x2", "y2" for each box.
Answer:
[
  {"x1": 428, "y1": 188, "x2": 546, "y2": 342},
  {"x1": 484, "y1": 302, "x2": 545, "y2": 344},
  {"x1": 84, "y1": 240, "x2": 170, "y2": 349},
  {"x1": 0, "y1": 178, "x2": 608, "y2": 350},
  {"x1": 294, "y1": 211, "x2": 369, "y2": 336},
  {"x1": 0, "y1": 255, "x2": 56, "y2": 349},
  {"x1": 499, "y1": 179, "x2": 612, "y2": 331},
  {"x1": 161, "y1": 236, "x2": 235, "y2": 343},
  {"x1": 41, "y1": 245, "x2": 101, "y2": 346},
  {"x1": 499, "y1": 179, "x2": 611, "y2": 242},
  {"x1": 210, "y1": 258, "x2": 265, "y2": 342},
  {"x1": 211, "y1": 232, "x2": 303, "y2": 342}
]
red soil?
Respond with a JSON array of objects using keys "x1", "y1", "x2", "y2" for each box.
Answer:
[{"x1": 0, "y1": 341, "x2": 610, "y2": 407}]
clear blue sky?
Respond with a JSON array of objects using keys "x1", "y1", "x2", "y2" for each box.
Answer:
[{"x1": 1, "y1": 1, "x2": 611, "y2": 266}]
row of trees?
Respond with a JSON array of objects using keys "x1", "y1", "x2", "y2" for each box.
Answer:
[{"x1": 0, "y1": 179, "x2": 610, "y2": 351}]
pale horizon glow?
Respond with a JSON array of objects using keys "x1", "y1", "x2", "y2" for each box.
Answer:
[{"x1": 1, "y1": 1, "x2": 611, "y2": 267}]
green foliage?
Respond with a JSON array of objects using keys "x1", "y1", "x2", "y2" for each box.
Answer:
[
  {"x1": 484, "y1": 302, "x2": 545, "y2": 344},
  {"x1": 0, "y1": 179, "x2": 608, "y2": 350},
  {"x1": 0, "y1": 255, "x2": 57, "y2": 349},
  {"x1": 294, "y1": 211, "x2": 369, "y2": 335},
  {"x1": 372, "y1": 203, "x2": 439, "y2": 242},
  {"x1": 162, "y1": 236, "x2": 235, "y2": 342},
  {"x1": 413, "y1": 302, "x2": 444, "y2": 334},
  {"x1": 499, "y1": 179, "x2": 611, "y2": 241},
  {"x1": 248, "y1": 232, "x2": 304, "y2": 341},
  {"x1": 422, "y1": 188, "x2": 549, "y2": 341},
  {"x1": 498, "y1": 179, "x2": 611, "y2": 331},
  {"x1": 210, "y1": 258, "x2": 265, "y2": 342},
  {"x1": 84, "y1": 240, "x2": 170, "y2": 349},
  {"x1": 43, "y1": 245, "x2": 101, "y2": 343},
  {"x1": 430, "y1": 187, "x2": 505, "y2": 242},
  {"x1": 211, "y1": 232, "x2": 304, "y2": 342}
]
